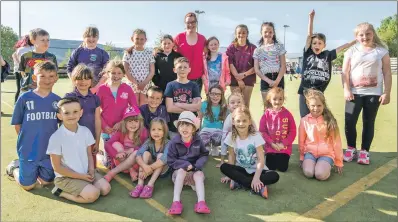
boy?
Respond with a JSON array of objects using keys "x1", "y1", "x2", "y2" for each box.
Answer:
[
  {"x1": 48, "y1": 97, "x2": 111, "y2": 203},
  {"x1": 164, "y1": 57, "x2": 201, "y2": 138},
  {"x1": 6, "y1": 61, "x2": 60, "y2": 191},
  {"x1": 139, "y1": 86, "x2": 170, "y2": 130},
  {"x1": 19, "y1": 28, "x2": 58, "y2": 93}
]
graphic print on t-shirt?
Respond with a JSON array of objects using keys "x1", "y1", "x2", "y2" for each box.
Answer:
[
  {"x1": 351, "y1": 60, "x2": 378, "y2": 88},
  {"x1": 236, "y1": 144, "x2": 257, "y2": 168},
  {"x1": 173, "y1": 88, "x2": 193, "y2": 103},
  {"x1": 304, "y1": 54, "x2": 330, "y2": 85}
]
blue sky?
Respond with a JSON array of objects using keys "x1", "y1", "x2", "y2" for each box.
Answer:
[{"x1": 1, "y1": 1, "x2": 396, "y2": 53}]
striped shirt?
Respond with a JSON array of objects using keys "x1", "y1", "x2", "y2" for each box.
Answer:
[{"x1": 253, "y1": 43, "x2": 286, "y2": 74}]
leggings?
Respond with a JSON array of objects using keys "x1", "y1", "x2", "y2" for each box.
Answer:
[
  {"x1": 345, "y1": 94, "x2": 380, "y2": 151},
  {"x1": 266, "y1": 153, "x2": 290, "y2": 172},
  {"x1": 15, "y1": 72, "x2": 22, "y2": 103},
  {"x1": 299, "y1": 94, "x2": 310, "y2": 118},
  {"x1": 220, "y1": 164, "x2": 279, "y2": 189}
]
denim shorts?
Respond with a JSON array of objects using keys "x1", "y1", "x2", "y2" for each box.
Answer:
[
  {"x1": 304, "y1": 153, "x2": 334, "y2": 166},
  {"x1": 260, "y1": 72, "x2": 285, "y2": 92}
]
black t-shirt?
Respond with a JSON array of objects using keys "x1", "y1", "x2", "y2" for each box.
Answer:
[
  {"x1": 153, "y1": 51, "x2": 183, "y2": 92},
  {"x1": 298, "y1": 47, "x2": 337, "y2": 95}
]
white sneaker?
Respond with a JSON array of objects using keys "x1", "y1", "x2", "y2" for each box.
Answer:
[
  {"x1": 357, "y1": 150, "x2": 370, "y2": 165},
  {"x1": 6, "y1": 159, "x2": 19, "y2": 177},
  {"x1": 343, "y1": 147, "x2": 357, "y2": 162}
]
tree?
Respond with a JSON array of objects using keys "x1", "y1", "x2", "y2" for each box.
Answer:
[
  {"x1": 153, "y1": 30, "x2": 164, "y2": 53},
  {"x1": 1, "y1": 25, "x2": 19, "y2": 68},
  {"x1": 332, "y1": 49, "x2": 347, "y2": 68},
  {"x1": 377, "y1": 14, "x2": 397, "y2": 57},
  {"x1": 58, "y1": 48, "x2": 72, "y2": 68},
  {"x1": 103, "y1": 42, "x2": 123, "y2": 60}
]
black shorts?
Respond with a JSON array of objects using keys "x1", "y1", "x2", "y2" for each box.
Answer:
[{"x1": 260, "y1": 72, "x2": 285, "y2": 92}]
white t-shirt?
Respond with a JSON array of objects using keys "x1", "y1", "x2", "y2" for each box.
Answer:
[
  {"x1": 47, "y1": 124, "x2": 95, "y2": 178},
  {"x1": 122, "y1": 48, "x2": 155, "y2": 82},
  {"x1": 253, "y1": 43, "x2": 287, "y2": 74},
  {"x1": 224, "y1": 132, "x2": 267, "y2": 174},
  {"x1": 344, "y1": 45, "x2": 389, "y2": 95}
]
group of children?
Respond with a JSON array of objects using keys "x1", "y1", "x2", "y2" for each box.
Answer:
[{"x1": 5, "y1": 9, "x2": 392, "y2": 215}]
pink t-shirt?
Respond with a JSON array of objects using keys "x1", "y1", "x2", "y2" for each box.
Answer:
[
  {"x1": 183, "y1": 141, "x2": 192, "y2": 148},
  {"x1": 174, "y1": 32, "x2": 206, "y2": 80}
]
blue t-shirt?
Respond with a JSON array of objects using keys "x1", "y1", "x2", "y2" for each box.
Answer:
[
  {"x1": 11, "y1": 90, "x2": 61, "y2": 161},
  {"x1": 207, "y1": 54, "x2": 222, "y2": 88},
  {"x1": 164, "y1": 81, "x2": 201, "y2": 132},
  {"x1": 200, "y1": 101, "x2": 223, "y2": 129}
]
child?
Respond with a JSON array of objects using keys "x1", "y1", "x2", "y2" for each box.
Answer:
[
  {"x1": 19, "y1": 28, "x2": 58, "y2": 93},
  {"x1": 130, "y1": 117, "x2": 170, "y2": 198},
  {"x1": 48, "y1": 97, "x2": 111, "y2": 203},
  {"x1": 220, "y1": 106, "x2": 279, "y2": 199},
  {"x1": 167, "y1": 111, "x2": 210, "y2": 215},
  {"x1": 123, "y1": 29, "x2": 155, "y2": 106},
  {"x1": 342, "y1": 22, "x2": 391, "y2": 165},
  {"x1": 153, "y1": 34, "x2": 182, "y2": 93},
  {"x1": 259, "y1": 87, "x2": 296, "y2": 172},
  {"x1": 253, "y1": 22, "x2": 287, "y2": 104},
  {"x1": 139, "y1": 86, "x2": 169, "y2": 130},
  {"x1": 164, "y1": 57, "x2": 201, "y2": 139},
  {"x1": 67, "y1": 26, "x2": 110, "y2": 94},
  {"x1": 65, "y1": 64, "x2": 101, "y2": 168},
  {"x1": 12, "y1": 35, "x2": 33, "y2": 103},
  {"x1": 299, "y1": 89, "x2": 343, "y2": 180},
  {"x1": 218, "y1": 90, "x2": 256, "y2": 168},
  {"x1": 103, "y1": 107, "x2": 148, "y2": 182},
  {"x1": 225, "y1": 24, "x2": 257, "y2": 107},
  {"x1": 6, "y1": 61, "x2": 60, "y2": 191},
  {"x1": 298, "y1": 9, "x2": 357, "y2": 117},
  {"x1": 198, "y1": 85, "x2": 228, "y2": 156},
  {"x1": 202, "y1": 36, "x2": 231, "y2": 93},
  {"x1": 96, "y1": 59, "x2": 138, "y2": 168}
]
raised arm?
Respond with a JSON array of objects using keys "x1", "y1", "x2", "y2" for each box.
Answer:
[
  {"x1": 305, "y1": 10, "x2": 315, "y2": 51},
  {"x1": 336, "y1": 40, "x2": 357, "y2": 54}
]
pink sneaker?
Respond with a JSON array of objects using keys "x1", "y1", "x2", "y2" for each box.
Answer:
[
  {"x1": 129, "y1": 185, "x2": 144, "y2": 198},
  {"x1": 357, "y1": 150, "x2": 370, "y2": 165},
  {"x1": 343, "y1": 147, "x2": 357, "y2": 162}
]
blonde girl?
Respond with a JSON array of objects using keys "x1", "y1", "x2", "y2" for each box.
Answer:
[
  {"x1": 342, "y1": 22, "x2": 391, "y2": 165},
  {"x1": 220, "y1": 106, "x2": 279, "y2": 199},
  {"x1": 123, "y1": 29, "x2": 155, "y2": 106},
  {"x1": 299, "y1": 89, "x2": 343, "y2": 180},
  {"x1": 130, "y1": 118, "x2": 170, "y2": 198}
]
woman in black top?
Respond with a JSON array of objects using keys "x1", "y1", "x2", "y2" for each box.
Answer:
[{"x1": 153, "y1": 34, "x2": 183, "y2": 93}]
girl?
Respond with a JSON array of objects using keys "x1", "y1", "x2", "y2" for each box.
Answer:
[
  {"x1": 298, "y1": 9, "x2": 356, "y2": 117},
  {"x1": 202, "y1": 36, "x2": 231, "y2": 93},
  {"x1": 153, "y1": 34, "x2": 182, "y2": 94},
  {"x1": 130, "y1": 118, "x2": 170, "y2": 198},
  {"x1": 12, "y1": 35, "x2": 33, "y2": 102},
  {"x1": 67, "y1": 26, "x2": 109, "y2": 94},
  {"x1": 299, "y1": 89, "x2": 343, "y2": 180},
  {"x1": 220, "y1": 106, "x2": 279, "y2": 199},
  {"x1": 103, "y1": 107, "x2": 148, "y2": 182},
  {"x1": 342, "y1": 22, "x2": 391, "y2": 165},
  {"x1": 254, "y1": 22, "x2": 286, "y2": 105},
  {"x1": 167, "y1": 111, "x2": 210, "y2": 215},
  {"x1": 65, "y1": 64, "x2": 101, "y2": 168},
  {"x1": 123, "y1": 29, "x2": 155, "y2": 106},
  {"x1": 198, "y1": 85, "x2": 228, "y2": 156},
  {"x1": 96, "y1": 59, "x2": 138, "y2": 169},
  {"x1": 259, "y1": 87, "x2": 296, "y2": 172},
  {"x1": 226, "y1": 24, "x2": 257, "y2": 107},
  {"x1": 174, "y1": 12, "x2": 207, "y2": 94}
]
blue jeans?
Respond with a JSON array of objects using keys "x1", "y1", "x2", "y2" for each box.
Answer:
[{"x1": 304, "y1": 153, "x2": 334, "y2": 166}]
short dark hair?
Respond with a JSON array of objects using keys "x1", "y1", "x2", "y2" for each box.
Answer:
[
  {"x1": 33, "y1": 61, "x2": 57, "y2": 75},
  {"x1": 29, "y1": 28, "x2": 49, "y2": 40},
  {"x1": 311, "y1": 33, "x2": 326, "y2": 43},
  {"x1": 57, "y1": 97, "x2": 81, "y2": 113},
  {"x1": 147, "y1": 86, "x2": 163, "y2": 96}
]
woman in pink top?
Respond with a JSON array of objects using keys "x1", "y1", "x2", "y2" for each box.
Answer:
[
  {"x1": 259, "y1": 88, "x2": 296, "y2": 172},
  {"x1": 96, "y1": 59, "x2": 138, "y2": 168},
  {"x1": 174, "y1": 12, "x2": 206, "y2": 94},
  {"x1": 299, "y1": 89, "x2": 343, "y2": 181}
]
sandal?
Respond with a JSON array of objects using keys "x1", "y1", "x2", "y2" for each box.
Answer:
[
  {"x1": 103, "y1": 172, "x2": 116, "y2": 182},
  {"x1": 129, "y1": 185, "x2": 144, "y2": 198},
  {"x1": 139, "y1": 185, "x2": 153, "y2": 199},
  {"x1": 168, "y1": 201, "x2": 183, "y2": 215},
  {"x1": 194, "y1": 201, "x2": 211, "y2": 214}
]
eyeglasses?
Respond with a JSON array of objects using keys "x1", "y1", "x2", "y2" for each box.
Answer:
[{"x1": 210, "y1": 92, "x2": 222, "y2": 97}]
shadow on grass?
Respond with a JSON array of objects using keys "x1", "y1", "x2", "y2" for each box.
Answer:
[
  {"x1": 23, "y1": 144, "x2": 397, "y2": 222},
  {"x1": 1, "y1": 113, "x2": 12, "y2": 117}
]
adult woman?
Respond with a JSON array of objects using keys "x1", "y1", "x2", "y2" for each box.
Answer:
[
  {"x1": 174, "y1": 12, "x2": 206, "y2": 94},
  {"x1": 12, "y1": 35, "x2": 33, "y2": 102}
]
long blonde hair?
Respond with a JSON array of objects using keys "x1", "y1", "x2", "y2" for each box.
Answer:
[
  {"x1": 354, "y1": 22, "x2": 387, "y2": 49},
  {"x1": 148, "y1": 117, "x2": 169, "y2": 151},
  {"x1": 231, "y1": 106, "x2": 256, "y2": 141},
  {"x1": 304, "y1": 89, "x2": 339, "y2": 140},
  {"x1": 121, "y1": 115, "x2": 145, "y2": 147}
]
